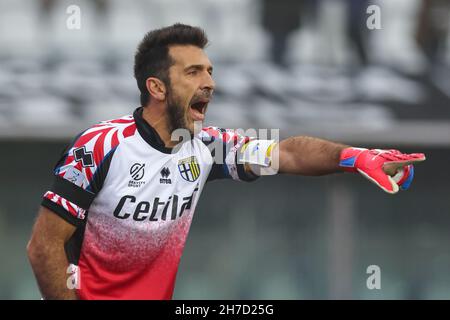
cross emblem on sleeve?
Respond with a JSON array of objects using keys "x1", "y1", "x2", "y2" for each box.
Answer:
[{"x1": 73, "y1": 146, "x2": 94, "y2": 167}]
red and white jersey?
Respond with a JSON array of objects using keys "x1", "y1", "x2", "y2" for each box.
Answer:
[{"x1": 41, "y1": 107, "x2": 258, "y2": 300}]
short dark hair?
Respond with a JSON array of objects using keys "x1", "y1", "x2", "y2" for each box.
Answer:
[{"x1": 134, "y1": 23, "x2": 209, "y2": 106}]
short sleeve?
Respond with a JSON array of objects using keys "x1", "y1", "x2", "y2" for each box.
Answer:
[{"x1": 41, "y1": 119, "x2": 136, "y2": 226}]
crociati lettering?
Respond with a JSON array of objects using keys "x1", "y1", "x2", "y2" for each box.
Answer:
[{"x1": 113, "y1": 188, "x2": 199, "y2": 222}]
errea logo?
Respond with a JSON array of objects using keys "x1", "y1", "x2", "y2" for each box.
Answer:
[
  {"x1": 128, "y1": 163, "x2": 146, "y2": 188},
  {"x1": 160, "y1": 167, "x2": 172, "y2": 184}
]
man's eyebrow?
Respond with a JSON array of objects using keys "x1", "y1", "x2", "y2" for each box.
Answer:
[{"x1": 184, "y1": 64, "x2": 213, "y2": 73}]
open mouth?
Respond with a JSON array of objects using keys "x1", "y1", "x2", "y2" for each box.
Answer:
[{"x1": 189, "y1": 101, "x2": 208, "y2": 121}]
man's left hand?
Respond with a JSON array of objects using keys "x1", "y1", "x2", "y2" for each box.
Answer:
[{"x1": 339, "y1": 148, "x2": 426, "y2": 194}]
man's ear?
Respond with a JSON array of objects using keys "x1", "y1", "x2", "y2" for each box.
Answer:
[{"x1": 145, "y1": 77, "x2": 166, "y2": 101}]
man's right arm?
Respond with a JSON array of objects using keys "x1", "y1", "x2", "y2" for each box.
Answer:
[
  {"x1": 29, "y1": 120, "x2": 130, "y2": 298},
  {"x1": 27, "y1": 206, "x2": 78, "y2": 300}
]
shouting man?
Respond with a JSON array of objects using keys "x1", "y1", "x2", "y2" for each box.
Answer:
[{"x1": 27, "y1": 24, "x2": 425, "y2": 300}]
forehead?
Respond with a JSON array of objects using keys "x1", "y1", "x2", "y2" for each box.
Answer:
[{"x1": 168, "y1": 45, "x2": 212, "y2": 68}]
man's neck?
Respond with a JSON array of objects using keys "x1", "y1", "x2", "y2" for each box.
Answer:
[{"x1": 141, "y1": 105, "x2": 177, "y2": 148}]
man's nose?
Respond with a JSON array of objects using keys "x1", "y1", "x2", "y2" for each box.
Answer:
[{"x1": 201, "y1": 73, "x2": 215, "y2": 92}]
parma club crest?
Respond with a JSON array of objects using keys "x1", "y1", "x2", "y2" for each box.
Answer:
[{"x1": 178, "y1": 156, "x2": 201, "y2": 182}]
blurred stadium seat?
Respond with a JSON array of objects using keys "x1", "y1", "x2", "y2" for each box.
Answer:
[{"x1": 0, "y1": 0, "x2": 447, "y2": 142}]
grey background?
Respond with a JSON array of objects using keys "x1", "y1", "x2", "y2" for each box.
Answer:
[{"x1": 0, "y1": 0, "x2": 449, "y2": 299}]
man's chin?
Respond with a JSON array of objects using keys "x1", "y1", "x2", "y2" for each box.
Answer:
[
  {"x1": 168, "y1": 121, "x2": 202, "y2": 143},
  {"x1": 188, "y1": 119, "x2": 204, "y2": 135}
]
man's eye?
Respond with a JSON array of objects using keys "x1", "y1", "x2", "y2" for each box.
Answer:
[{"x1": 188, "y1": 70, "x2": 198, "y2": 75}]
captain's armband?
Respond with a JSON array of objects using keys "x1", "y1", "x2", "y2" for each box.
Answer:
[{"x1": 238, "y1": 140, "x2": 279, "y2": 176}]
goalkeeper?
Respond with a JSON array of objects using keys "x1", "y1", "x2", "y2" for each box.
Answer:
[{"x1": 27, "y1": 23, "x2": 425, "y2": 300}]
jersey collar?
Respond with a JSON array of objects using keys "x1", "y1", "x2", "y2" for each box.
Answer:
[{"x1": 133, "y1": 107, "x2": 174, "y2": 154}]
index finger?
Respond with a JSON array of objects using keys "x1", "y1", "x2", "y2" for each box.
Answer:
[{"x1": 382, "y1": 153, "x2": 426, "y2": 175}]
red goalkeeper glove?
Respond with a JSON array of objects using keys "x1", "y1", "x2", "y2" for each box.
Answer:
[{"x1": 339, "y1": 148, "x2": 426, "y2": 194}]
